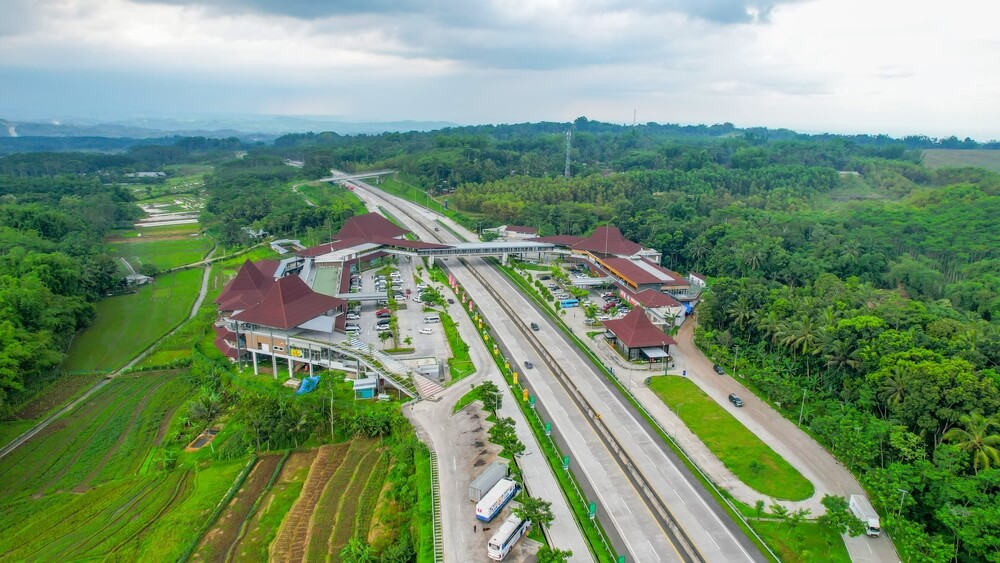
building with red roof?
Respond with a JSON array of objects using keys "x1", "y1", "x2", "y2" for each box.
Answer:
[
  {"x1": 599, "y1": 257, "x2": 690, "y2": 294},
  {"x1": 601, "y1": 308, "x2": 676, "y2": 362}
]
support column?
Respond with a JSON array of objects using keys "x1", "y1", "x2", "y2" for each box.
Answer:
[
  {"x1": 501, "y1": 253, "x2": 509, "y2": 265},
  {"x1": 428, "y1": 256, "x2": 435, "y2": 267},
  {"x1": 289, "y1": 358, "x2": 294, "y2": 378},
  {"x1": 252, "y1": 350, "x2": 259, "y2": 375},
  {"x1": 309, "y1": 361, "x2": 314, "y2": 376},
  {"x1": 271, "y1": 354, "x2": 278, "y2": 379}
]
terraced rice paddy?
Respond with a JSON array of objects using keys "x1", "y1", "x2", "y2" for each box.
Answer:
[{"x1": 0, "y1": 372, "x2": 224, "y2": 561}]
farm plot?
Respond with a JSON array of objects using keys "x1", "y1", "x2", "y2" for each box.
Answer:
[
  {"x1": 232, "y1": 449, "x2": 318, "y2": 561},
  {"x1": 191, "y1": 454, "x2": 285, "y2": 563},
  {"x1": 0, "y1": 372, "x2": 202, "y2": 560},
  {"x1": 61, "y1": 268, "x2": 203, "y2": 372},
  {"x1": 110, "y1": 235, "x2": 212, "y2": 272},
  {"x1": 306, "y1": 439, "x2": 378, "y2": 562},
  {"x1": 270, "y1": 443, "x2": 351, "y2": 563}
]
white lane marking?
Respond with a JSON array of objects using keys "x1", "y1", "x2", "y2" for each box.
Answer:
[
  {"x1": 620, "y1": 496, "x2": 633, "y2": 516},
  {"x1": 648, "y1": 540, "x2": 663, "y2": 561}
]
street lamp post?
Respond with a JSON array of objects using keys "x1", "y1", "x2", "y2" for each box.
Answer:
[
  {"x1": 898, "y1": 489, "x2": 909, "y2": 516},
  {"x1": 674, "y1": 403, "x2": 685, "y2": 438}
]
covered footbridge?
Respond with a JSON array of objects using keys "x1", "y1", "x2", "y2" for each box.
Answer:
[{"x1": 385, "y1": 240, "x2": 555, "y2": 265}]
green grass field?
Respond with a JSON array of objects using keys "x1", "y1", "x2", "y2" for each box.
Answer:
[
  {"x1": 0, "y1": 372, "x2": 220, "y2": 561},
  {"x1": 753, "y1": 521, "x2": 850, "y2": 563},
  {"x1": 922, "y1": 149, "x2": 1000, "y2": 172},
  {"x1": 109, "y1": 235, "x2": 211, "y2": 272},
  {"x1": 648, "y1": 376, "x2": 814, "y2": 501},
  {"x1": 62, "y1": 268, "x2": 203, "y2": 373}
]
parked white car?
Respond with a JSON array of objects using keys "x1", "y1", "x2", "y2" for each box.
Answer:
[{"x1": 419, "y1": 327, "x2": 433, "y2": 335}]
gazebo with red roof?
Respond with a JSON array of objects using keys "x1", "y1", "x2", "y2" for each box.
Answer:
[{"x1": 601, "y1": 308, "x2": 677, "y2": 362}]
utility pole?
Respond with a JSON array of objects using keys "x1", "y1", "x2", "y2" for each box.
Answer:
[
  {"x1": 564, "y1": 130, "x2": 572, "y2": 178},
  {"x1": 798, "y1": 388, "x2": 808, "y2": 426}
]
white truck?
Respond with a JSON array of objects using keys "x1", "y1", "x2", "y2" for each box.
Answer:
[{"x1": 849, "y1": 494, "x2": 881, "y2": 537}]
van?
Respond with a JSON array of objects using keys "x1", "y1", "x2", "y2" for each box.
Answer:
[
  {"x1": 423, "y1": 315, "x2": 441, "y2": 324},
  {"x1": 345, "y1": 323, "x2": 361, "y2": 332}
]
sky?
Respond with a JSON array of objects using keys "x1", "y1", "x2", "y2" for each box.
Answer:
[{"x1": 1, "y1": 0, "x2": 998, "y2": 139}]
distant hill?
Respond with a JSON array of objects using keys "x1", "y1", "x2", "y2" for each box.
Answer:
[
  {"x1": 0, "y1": 115, "x2": 458, "y2": 140},
  {"x1": 922, "y1": 149, "x2": 1000, "y2": 173}
]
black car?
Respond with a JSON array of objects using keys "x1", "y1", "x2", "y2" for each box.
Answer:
[
  {"x1": 530, "y1": 322, "x2": 539, "y2": 331},
  {"x1": 524, "y1": 361, "x2": 534, "y2": 369},
  {"x1": 728, "y1": 393, "x2": 744, "y2": 407},
  {"x1": 447, "y1": 298, "x2": 455, "y2": 304},
  {"x1": 713, "y1": 364, "x2": 725, "y2": 375}
]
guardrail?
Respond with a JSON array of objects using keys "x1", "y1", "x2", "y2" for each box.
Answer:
[{"x1": 429, "y1": 451, "x2": 445, "y2": 563}]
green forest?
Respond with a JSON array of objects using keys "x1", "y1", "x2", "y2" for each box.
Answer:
[{"x1": 2, "y1": 119, "x2": 999, "y2": 561}]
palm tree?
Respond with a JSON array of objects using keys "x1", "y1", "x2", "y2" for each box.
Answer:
[
  {"x1": 877, "y1": 365, "x2": 910, "y2": 414},
  {"x1": 729, "y1": 294, "x2": 755, "y2": 332},
  {"x1": 823, "y1": 338, "x2": 860, "y2": 373},
  {"x1": 780, "y1": 317, "x2": 821, "y2": 383},
  {"x1": 755, "y1": 310, "x2": 782, "y2": 351},
  {"x1": 944, "y1": 413, "x2": 1000, "y2": 474}
]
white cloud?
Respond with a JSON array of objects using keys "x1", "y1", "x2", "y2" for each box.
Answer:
[{"x1": 0, "y1": 0, "x2": 997, "y2": 138}]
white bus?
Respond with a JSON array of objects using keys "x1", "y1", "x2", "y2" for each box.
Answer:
[
  {"x1": 487, "y1": 513, "x2": 530, "y2": 561},
  {"x1": 475, "y1": 478, "x2": 517, "y2": 522}
]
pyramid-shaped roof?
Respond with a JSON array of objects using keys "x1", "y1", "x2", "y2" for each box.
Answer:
[
  {"x1": 214, "y1": 260, "x2": 275, "y2": 309},
  {"x1": 573, "y1": 226, "x2": 642, "y2": 256},
  {"x1": 337, "y1": 213, "x2": 408, "y2": 241},
  {"x1": 602, "y1": 308, "x2": 676, "y2": 348},
  {"x1": 233, "y1": 275, "x2": 345, "y2": 330}
]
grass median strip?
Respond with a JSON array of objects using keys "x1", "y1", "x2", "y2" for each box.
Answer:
[{"x1": 648, "y1": 376, "x2": 814, "y2": 501}]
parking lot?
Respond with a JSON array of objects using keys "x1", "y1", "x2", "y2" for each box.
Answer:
[{"x1": 345, "y1": 258, "x2": 451, "y2": 377}]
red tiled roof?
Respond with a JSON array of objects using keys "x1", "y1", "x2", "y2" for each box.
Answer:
[
  {"x1": 255, "y1": 259, "x2": 281, "y2": 277},
  {"x1": 214, "y1": 260, "x2": 274, "y2": 309},
  {"x1": 602, "y1": 308, "x2": 676, "y2": 349},
  {"x1": 534, "y1": 235, "x2": 585, "y2": 246},
  {"x1": 572, "y1": 226, "x2": 642, "y2": 256},
  {"x1": 601, "y1": 257, "x2": 687, "y2": 287},
  {"x1": 506, "y1": 225, "x2": 538, "y2": 234},
  {"x1": 213, "y1": 325, "x2": 236, "y2": 338},
  {"x1": 337, "y1": 213, "x2": 408, "y2": 241},
  {"x1": 213, "y1": 336, "x2": 238, "y2": 359},
  {"x1": 631, "y1": 288, "x2": 682, "y2": 308},
  {"x1": 233, "y1": 276, "x2": 346, "y2": 330}
]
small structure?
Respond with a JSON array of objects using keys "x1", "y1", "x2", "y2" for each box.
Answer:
[
  {"x1": 601, "y1": 308, "x2": 676, "y2": 362},
  {"x1": 353, "y1": 375, "x2": 378, "y2": 399},
  {"x1": 125, "y1": 273, "x2": 153, "y2": 286},
  {"x1": 469, "y1": 461, "x2": 509, "y2": 502},
  {"x1": 500, "y1": 225, "x2": 538, "y2": 240}
]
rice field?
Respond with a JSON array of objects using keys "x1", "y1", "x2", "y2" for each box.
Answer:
[{"x1": 61, "y1": 268, "x2": 203, "y2": 373}]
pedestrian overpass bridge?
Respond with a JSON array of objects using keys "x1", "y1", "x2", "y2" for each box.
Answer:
[{"x1": 383, "y1": 240, "x2": 556, "y2": 265}]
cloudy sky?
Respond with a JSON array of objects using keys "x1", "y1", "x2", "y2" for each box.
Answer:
[{"x1": 1, "y1": 0, "x2": 998, "y2": 138}]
